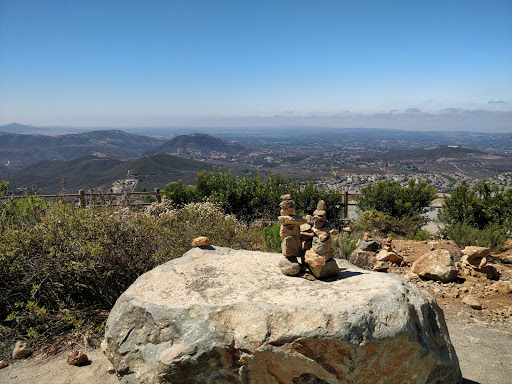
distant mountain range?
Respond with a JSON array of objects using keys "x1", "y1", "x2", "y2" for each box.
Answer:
[
  {"x1": 2, "y1": 122, "x2": 511, "y2": 193},
  {"x1": 0, "y1": 128, "x2": 166, "y2": 169}
]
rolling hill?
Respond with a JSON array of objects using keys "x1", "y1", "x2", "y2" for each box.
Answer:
[
  {"x1": 364, "y1": 146, "x2": 495, "y2": 162},
  {"x1": 0, "y1": 129, "x2": 166, "y2": 169},
  {"x1": 7, "y1": 153, "x2": 219, "y2": 194},
  {"x1": 151, "y1": 133, "x2": 251, "y2": 158}
]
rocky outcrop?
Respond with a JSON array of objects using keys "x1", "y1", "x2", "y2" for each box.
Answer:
[{"x1": 105, "y1": 246, "x2": 461, "y2": 384}]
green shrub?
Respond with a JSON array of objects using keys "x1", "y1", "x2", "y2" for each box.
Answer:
[
  {"x1": 259, "y1": 222, "x2": 282, "y2": 253},
  {"x1": 0, "y1": 199, "x2": 252, "y2": 354},
  {"x1": 439, "y1": 180, "x2": 512, "y2": 230},
  {"x1": 443, "y1": 223, "x2": 507, "y2": 252},
  {"x1": 353, "y1": 209, "x2": 427, "y2": 236},
  {"x1": 357, "y1": 179, "x2": 437, "y2": 218},
  {"x1": 163, "y1": 171, "x2": 346, "y2": 224},
  {"x1": 333, "y1": 232, "x2": 360, "y2": 258},
  {"x1": 439, "y1": 181, "x2": 512, "y2": 249},
  {"x1": 412, "y1": 230, "x2": 431, "y2": 241}
]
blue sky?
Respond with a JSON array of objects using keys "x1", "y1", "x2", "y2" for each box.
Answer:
[{"x1": 0, "y1": 0, "x2": 511, "y2": 131}]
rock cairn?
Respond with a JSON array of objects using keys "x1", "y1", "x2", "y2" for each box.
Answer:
[
  {"x1": 278, "y1": 195, "x2": 340, "y2": 279},
  {"x1": 278, "y1": 194, "x2": 306, "y2": 276},
  {"x1": 376, "y1": 237, "x2": 403, "y2": 264}
]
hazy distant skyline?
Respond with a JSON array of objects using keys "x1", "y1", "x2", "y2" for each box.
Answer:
[{"x1": 0, "y1": 0, "x2": 511, "y2": 132}]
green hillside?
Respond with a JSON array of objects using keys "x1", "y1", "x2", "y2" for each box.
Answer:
[{"x1": 8, "y1": 154, "x2": 219, "y2": 194}]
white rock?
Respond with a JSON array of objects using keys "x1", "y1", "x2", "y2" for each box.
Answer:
[{"x1": 105, "y1": 246, "x2": 461, "y2": 384}]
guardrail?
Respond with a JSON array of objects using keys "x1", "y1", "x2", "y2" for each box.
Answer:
[{"x1": 0, "y1": 188, "x2": 162, "y2": 207}]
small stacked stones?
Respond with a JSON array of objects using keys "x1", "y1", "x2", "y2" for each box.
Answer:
[
  {"x1": 375, "y1": 236, "x2": 403, "y2": 264},
  {"x1": 303, "y1": 200, "x2": 340, "y2": 279},
  {"x1": 278, "y1": 194, "x2": 305, "y2": 276}
]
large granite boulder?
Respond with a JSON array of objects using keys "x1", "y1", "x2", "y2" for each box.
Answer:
[{"x1": 105, "y1": 246, "x2": 461, "y2": 384}]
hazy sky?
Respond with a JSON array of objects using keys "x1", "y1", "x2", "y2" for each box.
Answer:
[{"x1": 0, "y1": 0, "x2": 511, "y2": 131}]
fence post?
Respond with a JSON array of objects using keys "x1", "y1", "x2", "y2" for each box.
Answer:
[
  {"x1": 344, "y1": 191, "x2": 349, "y2": 219},
  {"x1": 79, "y1": 189, "x2": 86, "y2": 208},
  {"x1": 155, "y1": 188, "x2": 161, "y2": 203}
]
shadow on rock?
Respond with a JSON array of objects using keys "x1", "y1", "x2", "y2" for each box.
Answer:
[
  {"x1": 321, "y1": 268, "x2": 366, "y2": 282},
  {"x1": 462, "y1": 379, "x2": 481, "y2": 384}
]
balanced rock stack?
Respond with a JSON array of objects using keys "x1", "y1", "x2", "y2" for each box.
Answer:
[
  {"x1": 277, "y1": 196, "x2": 339, "y2": 279},
  {"x1": 278, "y1": 194, "x2": 306, "y2": 276},
  {"x1": 303, "y1": 201, "x2": 340, "y2": 278},
  {"x1": 376, "y1": 236, "x2": 403, "y2": 264}
]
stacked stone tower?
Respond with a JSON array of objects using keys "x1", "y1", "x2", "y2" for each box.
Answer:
[{"x1": 278, "y1": 196, "x2": 339, "y2": 279}]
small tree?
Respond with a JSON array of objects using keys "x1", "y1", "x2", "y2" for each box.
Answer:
[
  {"x1": 357, "y1": 179, "x2": 437, "y2": 218},
  {"x1": 439, "y1": 180, "x2": 512, "y2": 238},
  {"x1": 356, "y1": 179, "x2": 437, "y2": 236}
]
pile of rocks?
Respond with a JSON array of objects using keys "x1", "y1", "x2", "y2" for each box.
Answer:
[
  {"x1": 351, "y1": 233, "x2": 404, "y2": 272},
  {"x1": 460, "y1": 246, "x2": 499, "y2": 279},
  {"x1": 278, "y1": 195, "x2": 339, "y2": 279}
]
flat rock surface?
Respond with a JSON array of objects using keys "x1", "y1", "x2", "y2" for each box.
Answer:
[{"x1": 105, "y1": 246, "x2": 460, "y2": 384}]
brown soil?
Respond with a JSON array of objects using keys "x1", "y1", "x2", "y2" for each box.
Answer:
[{"x1": 1, "y1": 240, "x2": 511, "y2": 383}]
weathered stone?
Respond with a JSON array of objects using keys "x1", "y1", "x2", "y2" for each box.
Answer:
[
  {"x1": 308, "y1": 257, "x2": 340, "y2": 279},
  {"x1": 281, "y1": 235, "x2": 302, "y2": 257},
  {"x1": 300, "y1": 231, "x2": 314, "y2": 240},
  {"x1": 428, "y1": 241, "x2": 463, "y2": 260},
  {"x1": 305, "y1": 248, "x2": 326, "y2": 267},
  {"x1": 280, "y1": 223, "x2": 299, "y2": 240},
  {"x1": 359, "y1": 240, "x2": 381, "y2": 252},
  {"x1": 462, "y1": 246, "x2": 490, "y2": 260},
  {"x1": 316, "y1": 230, "x2": 330, "y2": 242},
  {"x1": 316, "y1": 200, "x2": 326, "y2": 211},
  {"x1": 279, "y1": 200, "x2": 294, "y2": 209},
  {"x1": 67, "y1": 351, "x2": 89, "y2": 366},
  {"x1": 363, "y1": 232, "x2": 373, "y2": 241},
  {"x1": 0, "y1": 361, "x2": 7, "y2": 369},
  {"x1": 312, "y1": 236, "x2": 331, "y2": 255},
  {"x1": 280, "y1": 208, "x2": 297, "y2": 216},
  {"x1": 278, "y1": 215, "x2": 305, "y2": 225},
  {"x1": 462, "y1": 296, "x2": 483, "y2": 310},
  {"x1": 348, "y1": 250, "x2": 377, "y2": 270},
  {"x1": 461, "y1": 255, "x2": 499, "y2": 279},
  {"x1": 105, "y1": 246, "x2": 461, "y2": 384},
  {"x1": 279, "y1": 257, "x2": 301, "y2": 276},
  {"x1": 313, "y1": 209, "x2": 326, "y2": 217},
  {"x1": 191, "y1": 236, "x2": 209, "y2": 247},
  {"x1": 411, "y1": 250, "x2": 458, "y2": 283},
  {"x1": 300, "y1": 223, "x2": 312, "y2": 232},
  {"x1": 376, "y1": 250, "x2": 403, "y2": 264},
  {"x1": 12, "y1": 341, "x2": 31, "y2": 359},
  {"x1": 373, "y1": 260, "x2": 390, "y2": 272},
  {"x1": 107, "y1": 365, "x2": 116, "y2": 374}
]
